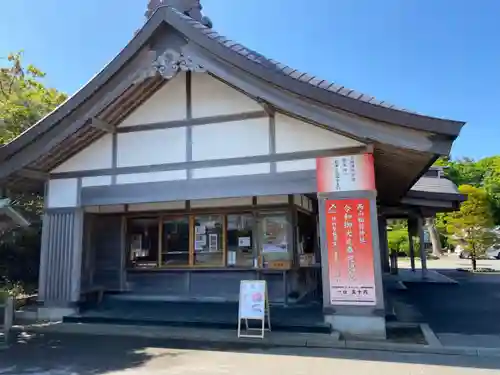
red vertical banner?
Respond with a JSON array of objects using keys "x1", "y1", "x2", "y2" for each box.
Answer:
[{"x1": 324, "y1": 198, "x2": 376, "y2": 305}]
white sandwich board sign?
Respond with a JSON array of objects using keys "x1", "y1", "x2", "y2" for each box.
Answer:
[{"x1": 237, "y1": 280, "x2": 271, "y2": 338}]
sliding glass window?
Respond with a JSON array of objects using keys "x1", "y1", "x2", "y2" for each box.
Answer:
[
  {"x1": 260, "y1": 213, "x2": 291, "y2": 268},
  {"x1": 127, "y1": 217, "x2": 160, "y2": 269},
  {"x1": 125, "y1": 209, "x2": 294, "y2": 270},
  {"x1": 227, "y1": 213, "x2": 255, "y2": 267},
  {"x1": 194, "y1": 215, "x2": 224, "y2": 266},
  {"x1": 161, "y1": 216, "x2": 190, "y2": 266}
]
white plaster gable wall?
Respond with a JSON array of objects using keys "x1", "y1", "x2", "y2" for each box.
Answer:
[
  {"x1": 192, "y1": 163, "x2": 270, "y2": 179},
  {"x1": 275, "y1": 114, "x2": 362, "y2": 154},
  {"x1": 82, "y1": 176, "x2": 112, "y2": 187},
  {"x1": 116, "y1": 170, "x2": 187, "y2": 184},
  {"x1": 47, "y1": 179, "x2": 78, "y2": 208},
  {"x1": 117, "y1": 127, "x2": 186, "y2": 167},
  {"x1": 192, "y1": 118, "x2": 269, "y2": 161},
  {"x1": 276, "y1": 159, "x2": 317, "y2": 172},
  {"x1": 51, "y1": 135, "x2": 112, "y2": 173},
  {"x1": 191, "y1": 73, "x2": 262, "y2": 118},
  {"x1": 119, "y1": 72, "x2": 186, "y2": 127}
]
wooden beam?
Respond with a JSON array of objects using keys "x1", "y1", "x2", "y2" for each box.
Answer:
[
  {"x1": 90, "y1": 117, "x2": 115, "y2": 133},
  {"x1": 17, "y1": 168, "x2": 48, "y2": 180},
  {"x1": 257, "y1": 100, "x2": 274, "y2": 115}
]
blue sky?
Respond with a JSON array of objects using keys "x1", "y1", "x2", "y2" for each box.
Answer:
[{"x1": 0, "y1": 0, "x2": 498, "y2": 159}]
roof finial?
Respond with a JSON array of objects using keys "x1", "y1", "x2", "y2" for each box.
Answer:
[{"x1": 145, "y1": 0, "x2": 212, "y2": 28}]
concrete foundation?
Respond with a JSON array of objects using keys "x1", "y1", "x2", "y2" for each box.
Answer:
[
  {"x1": 38, "y1": 307, "x2": 77, "y2": 322},
  {"x1": 325, "y1": 314, "x2": 386, "y2": 340}
]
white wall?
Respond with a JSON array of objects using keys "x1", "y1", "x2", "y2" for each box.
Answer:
[
  {"x1": 119, "y1": 73, "x2": 186, "y2": 127},
  {"x1": 276, "y1": 159, "x2": 317, "y2": 172},
  {"x1": 117, "y1": 127, "x2": 186, "y2": 167},
  {"x1": 52, "y1": 135, "x2": 112, "y2": 173},
  {"x1": 275, "y1": 114, "x2": 362, "y2": 154},
  {"x1": 48, "y1": 179, "x2": 78, "y2": 208},
  {"x1": 191, "y1": 73, "x2": 262, "y2": 118},
  {"x1": 192, "y1": 118, "x2": 269, "y2": 161},
  {"x1": 116, "y1": 170, "x2": 187, "y2": 184},
  {"x1": 82, "y1": 176, "x2": 112, "y2": 187},
  {"x1": 192, "y1": 163, "x2": 270, "y2": 179}
]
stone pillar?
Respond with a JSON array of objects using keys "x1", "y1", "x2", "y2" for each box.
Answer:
[
  {"x1": 378, "y1": 215, "x2": 390, "y2": 273},
  {"x1": 318, "y1": 190, "x2": 386, "y2": 340},
  {"x1": 38, "y1": 209, "x2": 84, "y2": 320}
]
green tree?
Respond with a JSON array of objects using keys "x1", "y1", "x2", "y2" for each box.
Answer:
[
  {"x1": 478, "y1": 156, "x2": 500, "y2": 224},
  {"x1": 446, "y1": 158, "x2": 486, "y2": 187},
  {"x1": 0, "y1": 51, "x2": 66, "y2": 290},
  {"x1": 443, "y1": 185, "x2": 497, "y2": 271},
  {"x1": 0, "y1": 51, "x2": 66, "y2": 143}
]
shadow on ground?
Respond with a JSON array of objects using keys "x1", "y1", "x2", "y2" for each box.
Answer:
[
  {"x1": 1, "y1": 330, "x2": 500, "y2": 373},
  {"x1": 404, "y1": 269, "x2": 500, "y2": 335},
  {"x1": 0, "y1": 332, "x2": 175, "y2": 374}
]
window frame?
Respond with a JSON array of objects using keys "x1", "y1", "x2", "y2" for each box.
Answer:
[{"x1": 123, "y1": 204, "x2": 295, "y2": 270}]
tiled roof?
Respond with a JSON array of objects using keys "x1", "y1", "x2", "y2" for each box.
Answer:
[
  {"x1": 411, "y1": 177, "x2": 460, "y2": 195},
  {"x1": 172, "y1": 9, "x2": 415, "y2": 113}
]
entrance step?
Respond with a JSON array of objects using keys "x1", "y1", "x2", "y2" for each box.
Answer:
[{"x1": 65, "y1": 299, "x2": 331, "y2": 334}]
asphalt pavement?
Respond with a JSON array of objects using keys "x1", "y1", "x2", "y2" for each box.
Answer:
[
  {"x1": 397, "y1": 256, "x2": 500, "y2": 347},
  {"x1": 1, "y1": 332, "x2": 500, "y2": 375}
]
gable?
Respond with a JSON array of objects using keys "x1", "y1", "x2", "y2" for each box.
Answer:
[
  {"x1": 51, "y1": 134, "x2": 113, "y2": 173},
  {"x1": 191, "y1": 73, "x2": 262, "y2": 118},
  {"x1": 275, "y1": 114, "x2": 362, "y2": 154},
  {"x1": 119, "y1": 72, "x2": 187, "y2": 127}
]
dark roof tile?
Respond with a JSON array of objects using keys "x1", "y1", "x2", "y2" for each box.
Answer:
[
  {"x1": 338, "y1": 87, "x2": 353, "y2": 96},
  {"x1": 309, "y1": 78, "x2": 323, "y2": 87},
  {"x1": 299, "y1": 73, "x2": 315, "y2": 83},
  {"x1": 411, "y1": 177, "x2": 460, "y2": 194},
  {"x1": 318, "y1": 80, "x2": 332, "y2": 89},
  {"x1": 327, "y1": 83, "x2": 343, "y2": 92},
  {"x1": 289, "y1": 70, "x2": 305, "y2": 79}
]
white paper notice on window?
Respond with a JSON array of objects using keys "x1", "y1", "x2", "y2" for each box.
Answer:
[
  {"x1": 262, "y1": 244, "x2": 287, "y2": 253},
  {"x1": 195, "y1": 225, "x2": 206, "y2": 235},
  {"x1": 195, "y1": 234, "x2": 206, "y2": 251},
  {"x1": 238, "y1": 237, "x2": 251, "y2": 247},
  {"x1": 209, "y1": 234, "x2": 218, "y2": 251},
  {"x1": 228, "y1": 251, "x2": 236, "y2": 265}
]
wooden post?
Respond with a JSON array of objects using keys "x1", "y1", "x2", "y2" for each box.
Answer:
[
  {"x1": 189, "y1": 215, "x2": 194, "y2": 266},
  {"x1": 3, "y1": 297, "x2": 14, "y2": 344},
  {"x1": 408, "y1": 216, "x2": 417, "y2": 272},
  {"x1": 158, "y1": 216, "x2": 163, "y2": 267},
  {"x1": 418, "y1": 216, "x2": 428, "y2": 276},
  {"x1": 222, "y1": 215, "x2": 227, "y2": 266}
]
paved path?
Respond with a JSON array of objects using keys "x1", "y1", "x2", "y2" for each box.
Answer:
[
  {"x1": 1, "y1": 333, "x2": 499, "y2": 375},
  {"x1": 395, "y1": 257, "x2": 500, "y2": 348},
  {"x1": 398, "y1": 256, "x2": 500, "y2": 272}
]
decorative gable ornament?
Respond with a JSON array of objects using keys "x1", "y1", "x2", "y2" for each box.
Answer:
[{"x1": 133, "y1": 48, "x2": 206, "y2": 84}]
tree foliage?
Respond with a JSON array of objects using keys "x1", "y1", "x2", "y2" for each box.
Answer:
[
  {"x1": 0, "y1": 51, "x2": 66, "y2": 290},
  {"x1": 438, "y1": 155, "x2": 500, "y2": 224},
  {"x1": 440, "y1": 185, "x2": 496, "y2": 270},
  {"x1": 387, "y1": 225, "x2": 420, "y2": 257},
  {"x1": 0, "y1": 51, "x2": 66, "y2": 143}
]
